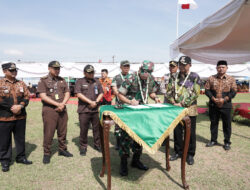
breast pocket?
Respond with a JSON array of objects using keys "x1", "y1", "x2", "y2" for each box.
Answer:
[
  {"x1": 0, "y1": 87, "x2": 10, "y2": 97},
  {"x1": 81, "y1": 85, "x2": 89, "y2": 94}
]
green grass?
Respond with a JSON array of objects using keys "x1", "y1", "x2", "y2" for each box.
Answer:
[{"x1": 0, "y1": 94, "x2": 249, "y2": 190}]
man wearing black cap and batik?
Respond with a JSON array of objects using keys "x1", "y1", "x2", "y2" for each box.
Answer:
[
  {"x1": 75, "y1": 65, "x2": 103, "y2": 156},
  {"x1": 160, "y1": 60, "x2": 178, "y2": 103},
  {"x1": 0, "y1": 62, "x2": 32, "y2": 172},
  {"x1": 166, "y1": 56, "x2": 201, "y2": 165},
  {"x1": 37, "y1": 61, "x2": 73, "y2": 164},
  {"x1": 205, "y1": 60, "x2": 237, "y2": 151}
]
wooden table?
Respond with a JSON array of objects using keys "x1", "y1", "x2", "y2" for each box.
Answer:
[{"x1": 99, "y1": 115, "x2": 191, "y2": 190}]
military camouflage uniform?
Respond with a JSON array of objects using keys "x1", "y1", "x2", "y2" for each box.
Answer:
[
  {"x1": 111, "y1": 73, "x2": 131, "y2": 138},
  {"x1": 118, "y1": 63, "x2": 158, "y2": 157}
]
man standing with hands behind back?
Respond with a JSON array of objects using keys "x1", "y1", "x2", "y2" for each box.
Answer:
[
  {"x1": 205, "y1": 60, "x2": 237, "y2": 150},
  {"x1": 37, "y1": 61, "x2": 73, "y2": 164}
]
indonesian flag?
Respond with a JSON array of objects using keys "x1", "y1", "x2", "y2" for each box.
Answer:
[{"x1": 178, "y1": 0, "x2": 198, "y2": 9}]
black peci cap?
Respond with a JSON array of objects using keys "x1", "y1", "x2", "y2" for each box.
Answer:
[{"x1": 217, "y1": 60, "x2": 228, "y2": 66}]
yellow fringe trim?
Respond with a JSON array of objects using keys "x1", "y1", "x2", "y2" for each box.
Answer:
[{"x1": 100, "y1": 108, "x2": 189, "y2": 154}]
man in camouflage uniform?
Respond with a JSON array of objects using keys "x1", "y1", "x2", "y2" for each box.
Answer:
[
  {"x1": 111, "y1": 60, "x2": 131, "y2": 150},
  {"x1": 117, "y1": 60, "x2": 161, "y2": 176},
  {"x1": 165, "y1": 56, "x2": 201, "y2": 165},
  {"x1": 160, "y1": 60, "x2": 178, "y2": 103},
  {"x1": 0, "y1": 62, "x2": 32, "y2": 172}
]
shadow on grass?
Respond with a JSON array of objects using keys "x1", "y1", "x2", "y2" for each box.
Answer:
[
  {"x1": 11, "y1": 142, "x2": 37, "y2": 164},
  {"x1": 91, "y1": 137, "x2": 184, "y2": 189}
]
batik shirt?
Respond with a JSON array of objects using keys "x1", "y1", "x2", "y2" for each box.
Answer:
[
  {"x1": 205, "y1": 74, "x2": 237, "y2": 108},
  {"x1": 0, "y1": 78, "x2": 30, "y2": 121},
  {"x1": 99, "y1": 77, "x2": 113, "y2": 102},
  {"x1": 118, "y1": 72, "x2": 158, "y2": 104},
  {"x1": 165, "y1": 72, "x2": 201, "y2": 116}
]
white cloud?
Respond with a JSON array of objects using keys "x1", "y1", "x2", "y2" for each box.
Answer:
[{"x1": 3, "y1": 49, "x2": 23, "y2": 56}]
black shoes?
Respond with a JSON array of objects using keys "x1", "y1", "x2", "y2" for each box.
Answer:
[
  {"x1": 43, "y1": 155, "x2": 51, "y2": 164},
  {"x1": 16, "y1": 158, "x2": 33, "y2": 165},
  {"x1": 131, "y1": 154, "x2": 148, "y2": 171},
  {"x1": 186, "y1": 155, "x2": 194, "y2": 165},
  {"x1": 223, "y1": 143, "x2": 231, "y2": 151},
  {"x1": 120, "y1": 157, "x2": 128, "y2": 176},
  {"x1": 80, "y1": 148, "x2": 87, "y2": 156},
  {"x1": 58, "y1": 150, "x2": 73, "y2": 157},
  {"x1": 206, "y1": 141, "x2": 218, "y2": 147},
  {"x1": 1, "y1": 163, "x2": 9, "y2": 172},
  {"x1": 131, "y1": 160, "x2": 149, "y2": 171},
  {"x1": 170, "y1": 153, "x2": 181, "y2": 161},
  {"x1": 94, "y1": 145, "x2": 102, "y2": 152}
]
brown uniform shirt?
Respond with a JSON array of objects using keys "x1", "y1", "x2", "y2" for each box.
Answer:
[
  {"x1": 75, "y1": 77, "x2": 103, "y2": 113},
  {"x1": 0, "y1": 78, "x2": 30, "y2": 121},
  {"x1": 37, "y1": 74, "x2": 69, "y2": 107}
]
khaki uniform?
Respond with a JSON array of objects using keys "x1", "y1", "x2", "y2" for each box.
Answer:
[
  {"x1": 37, "y1": 74, "x2": 69, "y2": 156},
  {"x1": 74, "y1": 77, "x2": 103, "y2": 150}
]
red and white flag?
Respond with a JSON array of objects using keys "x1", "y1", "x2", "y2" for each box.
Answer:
[{"x1": 178, "y1": 0, "x2": 198, "y2": 9}]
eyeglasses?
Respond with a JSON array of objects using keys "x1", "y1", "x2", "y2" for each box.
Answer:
[{"x1": 8, "y1": 69, "x2": 18, "y2": 72}]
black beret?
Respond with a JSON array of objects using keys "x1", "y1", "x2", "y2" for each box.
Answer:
[
  {"x1": 2, "y1": 62, "x2": 18, "y2": 70},
  {"x1": 48, "y1": 61, "x2": 61, "y2": 68},
  {"x1": 217, "y1": 60, "x2": 227, "y2": 66},
  {"x1": 84, "y1": 65, "x2": 94, "y2": 73}
]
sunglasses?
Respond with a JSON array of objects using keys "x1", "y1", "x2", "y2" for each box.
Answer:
[{"x1": 8, "y1": 69, "x2": 18, "y2": 72}]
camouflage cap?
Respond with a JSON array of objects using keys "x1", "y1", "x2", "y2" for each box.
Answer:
[
  {"x1": 120, "y1": 60, "x2": 130, "y2": 66},
  {"x1": 178, "y1": 56, "x2": 191, "y2": 65},
  {"x1": 2, "y1": 62, "x2": 18, "y2": 70},
  {"x1": 140, "y1": 60, "x2": 154, "y2": 72},
  {"x1": 48, "y1": 61, "x2": 61, "y2": 68},
  {"x1": 169, "y1": 60, "x2": 178, "y2": 67},
  {"x1": 84, "y1": 65, "x2": 95, "y2": 73}
]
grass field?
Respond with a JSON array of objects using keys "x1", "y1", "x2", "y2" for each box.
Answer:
[{"x1": 0, "y1": 94, "x2": 249, "y2": 190}]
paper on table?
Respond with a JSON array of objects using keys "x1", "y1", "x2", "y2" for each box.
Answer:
[
  {"x1": 147, "y1": 104, "x2": 172, "y2": 108},
  {"x1": 126, "y1": 105, "x2": 150, "y2": 109}
]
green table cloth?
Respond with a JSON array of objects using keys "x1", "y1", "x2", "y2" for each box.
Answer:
[{"x1": 99, "y1": 104, "x2": 188, "y2": 154}]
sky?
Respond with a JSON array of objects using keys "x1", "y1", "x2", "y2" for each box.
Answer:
[{"x1": 0, "y1": 0, "x2": 230, "y2": 63}]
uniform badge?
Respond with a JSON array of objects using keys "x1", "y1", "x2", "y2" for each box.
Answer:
[
  {"x1": 19, "y1": 87, "x2": 24, "y2": 92},
  {"x1": 50, "y1": 89, "x2": 53, "y2": 93},
  {"x1": 55, "y1": 94, "x2": 59, "y2": 100},
  {"x1": 4, "y1": 89, "x2": 9, "y2": 94}
]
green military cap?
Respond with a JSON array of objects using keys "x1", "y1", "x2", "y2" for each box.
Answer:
[
  {"x1": 84, "y1": 65, "x2": 95, "y2": 73},
  {"x1": 141, "y1": 60, "x2": 154, "y2": 72},
  {"x1": 120, "y1": 60, "x2": 130, "y2": 66},
  {"x1": 48, "y1": 61, "x2": 61, "y2": 68},
  {"x1": 169, "y1": 60, "x2": 178, "y2": 67},
  {"x1": 2, "y1": 62, "x2": 18, "y2": 70},
  {"x1": 178, "y1": 56, "x2": 191, "y2": 65}
]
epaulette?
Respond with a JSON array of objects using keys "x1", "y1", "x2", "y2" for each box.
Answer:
[
  {"x1": 40, "y1": 75, "x2": 49, "y2": 80},
  {"x1": 57, "y1": 76, "x2": 64, "y2": 80}
]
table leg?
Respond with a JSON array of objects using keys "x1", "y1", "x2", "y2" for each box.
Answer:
[
  {"x1": 165, "y1": 136, "x2": 171, "y2": 171},
  {"x1": 100, "y1": 124, "x2": 105, "y2": 177},
  {"x1": 181, "y1": 116, "x2": 191, "y2": 190}
]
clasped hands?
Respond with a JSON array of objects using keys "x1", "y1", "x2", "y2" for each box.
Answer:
[
  {"x1": 11, "y1": 105, "x2": 22, "y2": 115},
  {"x1": 55, "y1": 103, "x2": 66, "y2": 112},
  {"x1": 212, "y1": 97, "x2": 224, "y2": 108}
]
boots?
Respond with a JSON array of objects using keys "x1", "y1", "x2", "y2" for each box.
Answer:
[
  {"x1": 115, "y1": 136, "x2": 120, "y2": 150},
  {"x1": 119, "y1": 156, "x2": 128, "y2": 176},
  {"x1": 131, "y1": 153, "x2": 149, "y2": 171}
]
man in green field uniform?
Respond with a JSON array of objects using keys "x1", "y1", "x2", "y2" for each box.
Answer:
[
  {"x1": 111, "y1": 60, "x2": 131, "y2": 150},
  {"x1": 117, "y1": 60, "x2": 161, "y2": 176}
]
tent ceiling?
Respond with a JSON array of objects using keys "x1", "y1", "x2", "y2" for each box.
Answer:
[{"x1": 170, "y1": 0, "x2": 250, "y2": 64}]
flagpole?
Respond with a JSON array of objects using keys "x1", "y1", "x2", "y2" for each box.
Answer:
[{"x1": 176, "y1": 1, "x2": 180, "y2": 38}]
